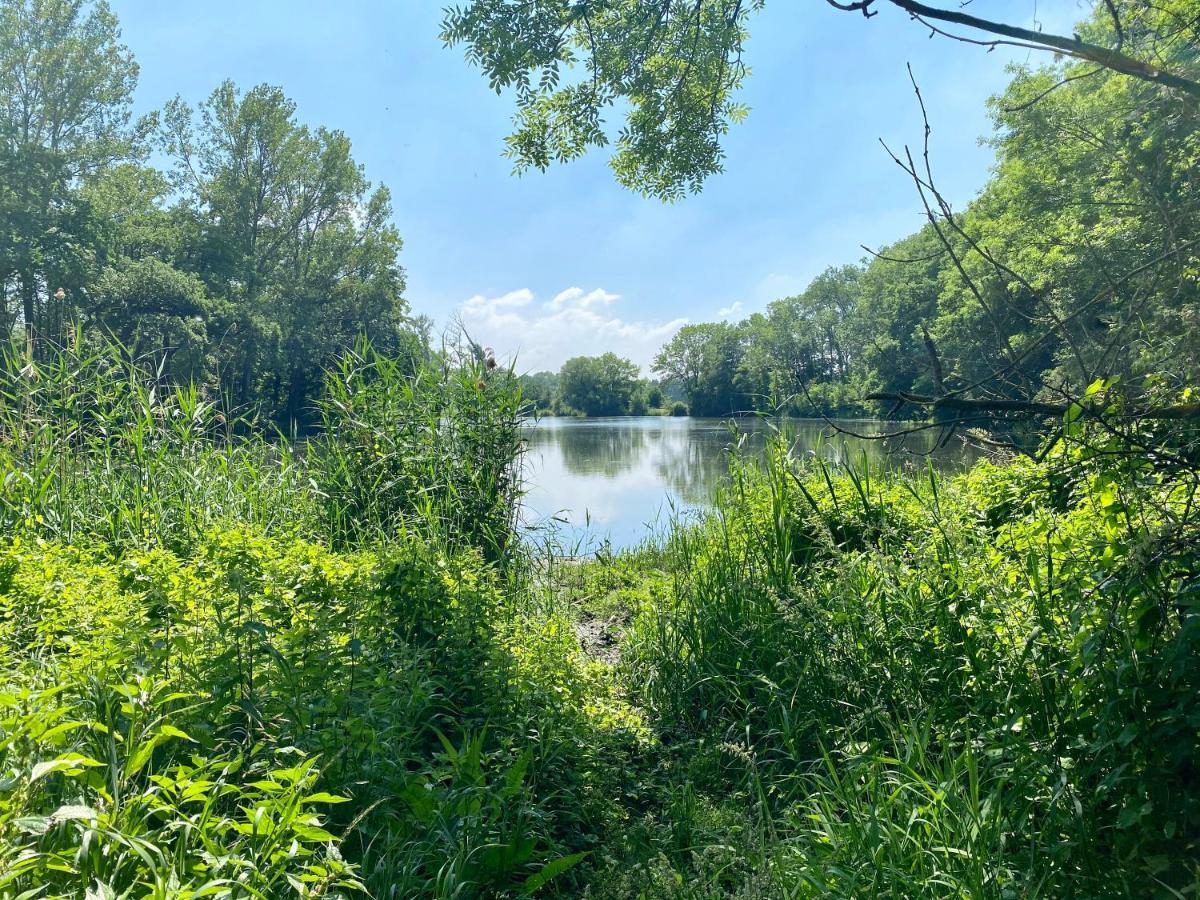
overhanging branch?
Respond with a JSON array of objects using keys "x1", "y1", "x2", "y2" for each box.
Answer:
[
  {"x1": 864, "y1": 390, "x2": 1200, "y2": 422},
  {"x1": 824, "y1": 0, "x2": 1200, "y2": 101}
]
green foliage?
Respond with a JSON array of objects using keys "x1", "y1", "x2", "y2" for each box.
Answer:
[
  {"x1": 738, "y1": 265, "x2": 865, "y2": 415},
  {"x1": 518, "y1": 370, "x2": 561, "y2": 413},
  {"x1": 1, "y1": 1, "x2": 416, "y2": 425},
  {"x1": 0, "y1": 336, "x2": 322, "y2": 552},
  {"x1": 0, "y1": 338, "x2": 652, "y2": 898},
  {"x1": 440, "y1": 1, "x2": 762, "y2": 200},
  {"x1": 559, "y1": 353, "x2": 641, "y2": 417},
  {"x1": 442, "y1": 0, "x2": 1200, "y2": 198},
  {"x1": 0, "y1": 677, "x2": 364, "y2": 898},
  {"x1": 614, "y1": 433, "x2": 1200, "y2": 896},
  {"x1": 315, "y1": 340, "x2": 526, "y2": 557},
  {"x1": 159, "y1": 80, "x2": 411, "y2": 423},
  {"x1": 91, "y1": 258, "x2": 211, "y2": 381},
  {"x1": 0, "y1": 0, "x2": 144, "y2": 350},
  {"x1": 2, "y1": 335, "x2": 1197, "y2": 897},
  {"x1": 520, "y1": 365, "x2": 666, "y2": 419},
  {"x1": 653, "y1": 323, "x2": 749, "y2": 417}
]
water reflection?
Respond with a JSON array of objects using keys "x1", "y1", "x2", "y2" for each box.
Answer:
[
  {"x1": 521, "y1": 416, "x2": 982, "y2": 549},
  {"x1": 558, "y1": 422, "x2": 648, "y2": 478}
]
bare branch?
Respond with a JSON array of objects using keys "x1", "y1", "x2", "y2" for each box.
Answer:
[
  {"x1": 863, "y1": 389, "x2": 1200, "y2": 422},
  {"x1": 872, "y1": 0, "x2": 1200, "y2": 100},
  {"x1": 1000, "y1": 67, "x2": 1105, "y2": 113}
]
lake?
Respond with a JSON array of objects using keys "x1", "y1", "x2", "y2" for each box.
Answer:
[{"x1": 520, "y1": 416, "x2": 984, "y2": 550}]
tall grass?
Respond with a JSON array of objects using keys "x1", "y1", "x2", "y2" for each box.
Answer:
[
  {"x1": 0, "y1": 335, "x2": 322, "y2": 551},
  {"x1": 0, "y1": 334, "x2": 528, "y2": 556},
  {"x1": 615, "y1": 430, "x2": 1199, "y2": 897},
  {"x1": 314, "y1": 339, "x2": 526, "y2": 556}
]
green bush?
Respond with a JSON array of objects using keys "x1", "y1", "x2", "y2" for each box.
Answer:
[
  {"x1": 0, "y1": 675, "x2": 363, "y2": 897},
  {"x1": 0, "y1": 522, "x2": 623, "y2": 897}
]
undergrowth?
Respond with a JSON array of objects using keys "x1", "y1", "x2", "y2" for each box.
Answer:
[
  {"x1": 1, "y1": 341, "x2": 1196, "y2": 897},
  {"x1": 601, "y1": 437, "x2": 1199, "y2": 898}
]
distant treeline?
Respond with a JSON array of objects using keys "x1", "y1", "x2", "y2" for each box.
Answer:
[{"x1": 519, "y1": 355, "x2": 683, "y2": 417}]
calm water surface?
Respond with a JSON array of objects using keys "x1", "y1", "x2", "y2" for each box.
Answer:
[{"x1": 520, "y1": 416, "x2": 983, "y2": 549}]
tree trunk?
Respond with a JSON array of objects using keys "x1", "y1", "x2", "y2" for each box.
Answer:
[{"x1": 285, "y1": 364, "x2": 308, "y2": 434}]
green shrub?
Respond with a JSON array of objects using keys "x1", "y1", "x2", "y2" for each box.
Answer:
[
  {"x1": 0, "y1": 520, "x2": 644, "y2": 897},
  {"x1": 0, "y1": 675, "x2": 363, "y2": 897}
]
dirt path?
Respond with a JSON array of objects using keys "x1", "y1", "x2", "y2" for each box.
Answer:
[{"x1": 574, "y1": 614, "x2": 625, "y2": 665}]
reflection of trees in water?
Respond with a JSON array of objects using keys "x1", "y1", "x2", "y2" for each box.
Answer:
[
  {"x1": 653, "y1": 430, "x2": 735, "y2": 504},
  {"x1": 692, "y1": 419, "x2": 982, "y2": 480},
  {"x1": 525, "y1": 417, "x2": 982, "y2": 505},
  {"x1": 529, "y1": 423, "x2": 648, "y2": 478}
]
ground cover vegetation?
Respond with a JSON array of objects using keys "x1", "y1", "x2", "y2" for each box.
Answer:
[{"x1": 2, "y1": 0, "x2": 1199, "y2": 897}]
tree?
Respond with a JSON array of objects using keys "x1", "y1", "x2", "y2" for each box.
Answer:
[
  {"x1": 739, "y1": 265, "x2": 862, "y2": 412},
  {"x1": 559, "y1": 352, "x2": 640, "y2": 416},
  {"x1": 653, "y1": 322, "x2": 749, "y2": 416},
  {"x1": 848, "y1": 227, "x2": 945, "y2": 401},
  {"x1": 633, "y1": 21, "x2": 1200, "y2": 436},
  {"x1": 849, "y1": 52, "x2": 1200, "y2": 434},
  {"x1": 518, "y1": 370, "x2": 560, "y2": 412},
  {"x1": 90, "y1": 257, "x2": 209, "y2": 381},
  {"x1": 0, "y1": 0, "x2": 418, "y2": 426},
  {"x1": 161, "y1": 82, "x2": 409, "y2": 422},
  {"x1": 442, "y1": 0, "x2": 1200, "y2": 201},
  {"x1": 0, "y1": 0, "x2": 142, "y2": 353},
  {"x1": 973, "y1": 51, "x2": 1200, "y2": 400}
]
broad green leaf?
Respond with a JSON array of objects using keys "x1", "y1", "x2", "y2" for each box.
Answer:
[{"x1": 522, "y1": 852, "x2": 588, "y2": 894}]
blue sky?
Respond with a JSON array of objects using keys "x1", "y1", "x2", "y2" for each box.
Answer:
[{"x1": 111, "y1": 0, "x2": 1085, "y2": 372}]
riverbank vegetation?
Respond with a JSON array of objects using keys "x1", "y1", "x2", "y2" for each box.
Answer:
[
  {"x1": 3, "y1": 0, "x2": 1199, "y2": 896},
  {"x1": 2, "y1": 341, "x2": 1196, "y2": 896}
]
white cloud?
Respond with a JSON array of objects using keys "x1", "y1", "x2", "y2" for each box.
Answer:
[
  {"x1": 456, "y1": 286, "x2": 686, "y2": 373},
  {"x1": 717, "y1": 301, "x2": 743, "y2": 319},
  {"x1": 546, "y1": 286, "x2": 619, "y2": 311},
  {"x1": 463, "y1": 288, "x2": 533, "y2": 312}
]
